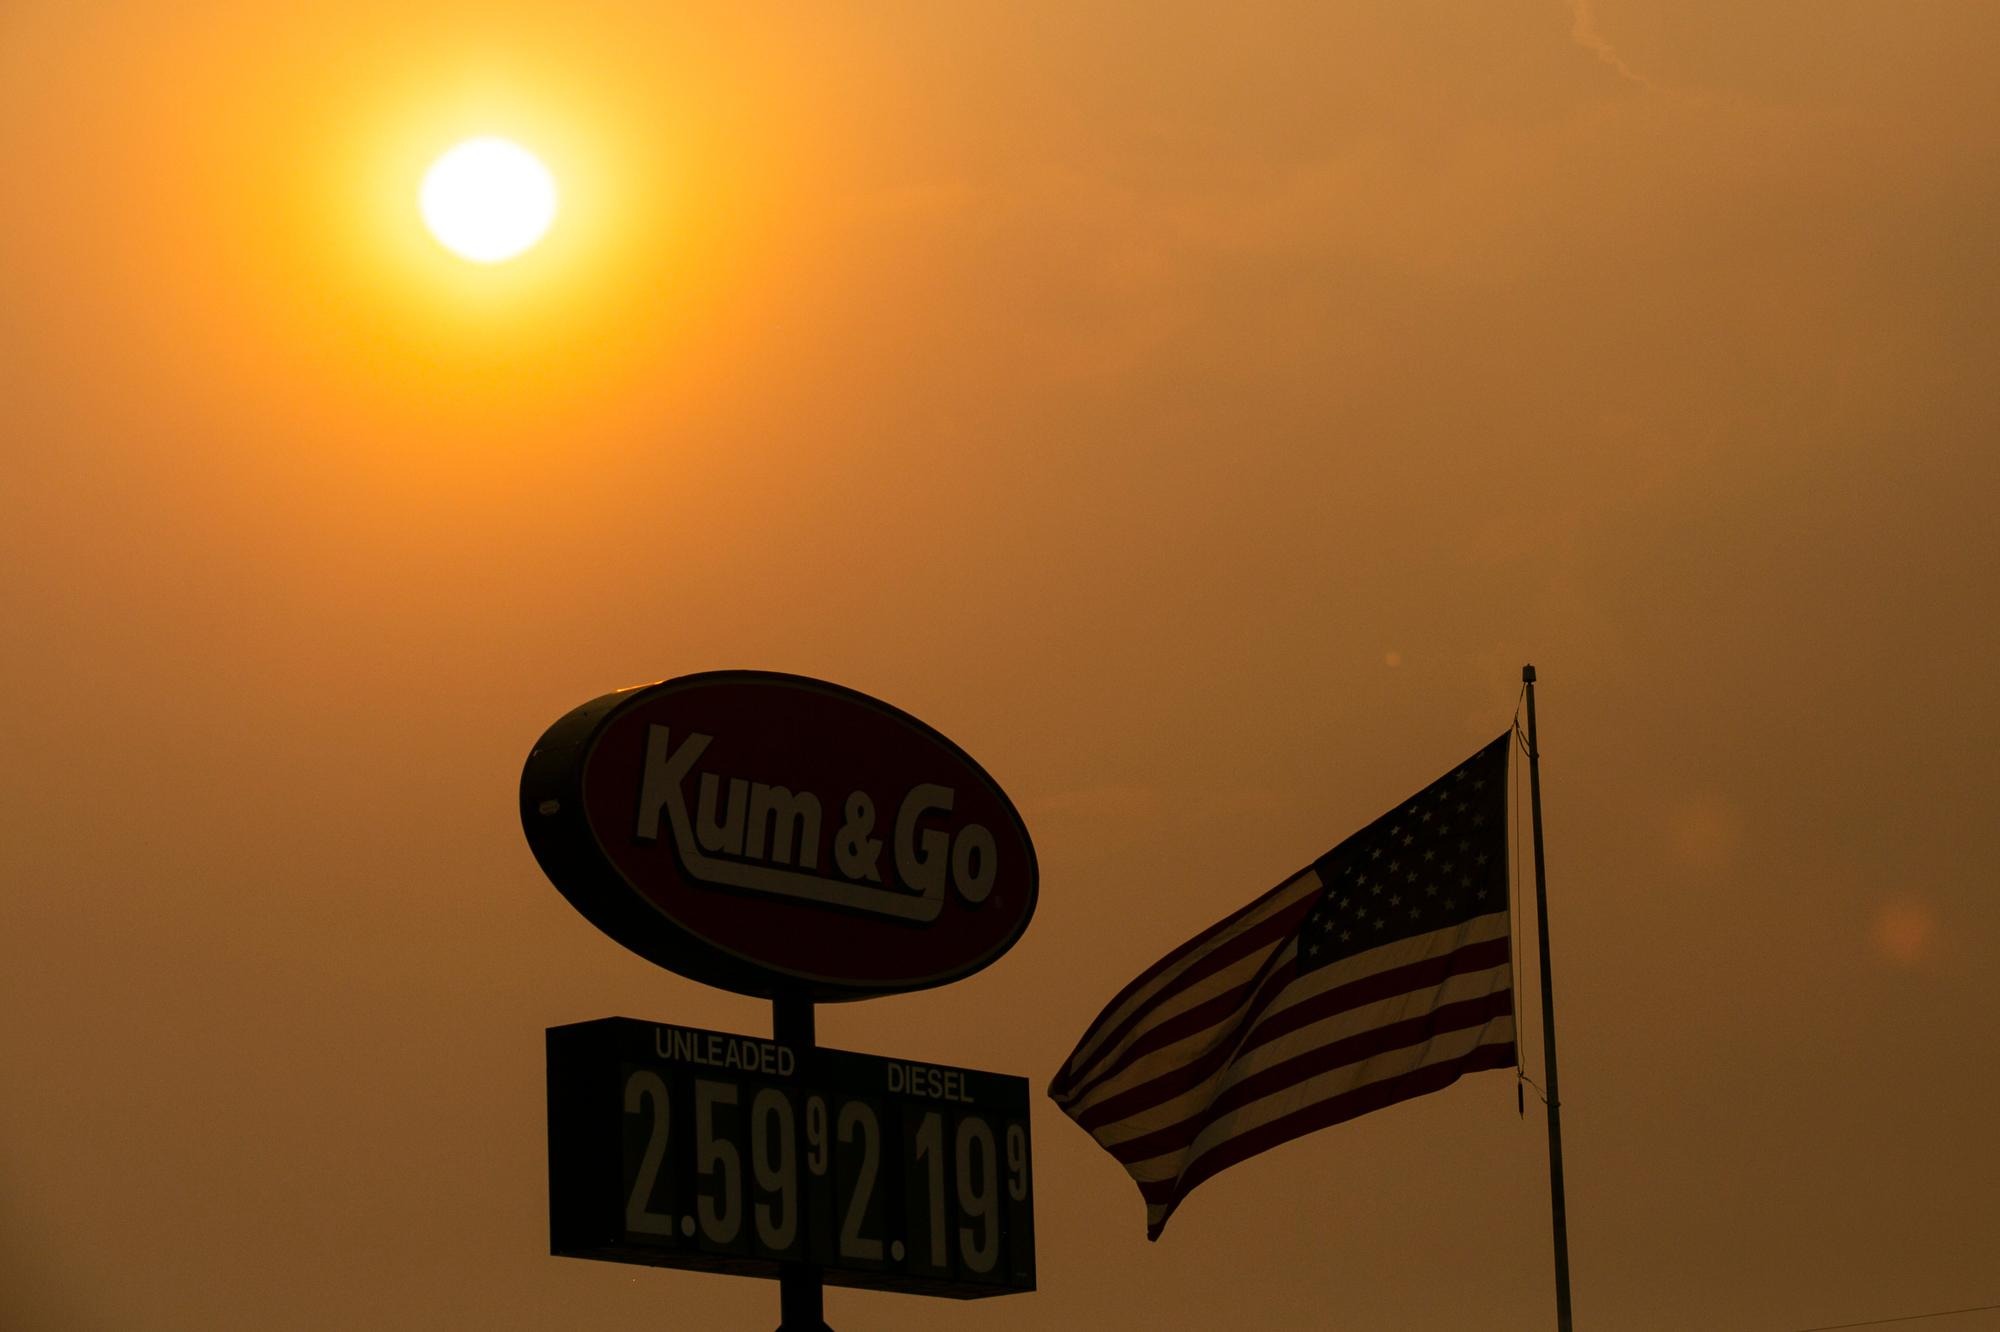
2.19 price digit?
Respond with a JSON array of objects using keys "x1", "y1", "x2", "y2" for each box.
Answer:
[
  {"x1": 955, "y1": 1116, "x2": 999, "y2": 1274},
  {"x1": 836, "y1": 1101, "x2": 884, "y2": 1262},
  {"x1": 911, "y1": 1111, "x2": 1012, "y2": 1276}
]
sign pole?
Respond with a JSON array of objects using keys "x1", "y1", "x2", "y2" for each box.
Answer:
[
  {"x1": 773, "y1": 992, "x2": 831, "y2": 1332},
  {"x1": 1521, "y1": 665, "x2": 1573, "y2": 1330}
]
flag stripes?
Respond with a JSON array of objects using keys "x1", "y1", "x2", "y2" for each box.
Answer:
[
  {"x1": 1055, "y1": 868, "x2": 1325, "y2": 1095},
  {"x1": 1136, "y1": 1041, "x2": 1521, "y2": 1229},
  {"x1": 1049, "y1": 732, "x2": 1517, "y2": 1239},
  {"x1": 1085, "y1": 931, "x2": 1513, "y2": 1151},
  {"x1": 1064, "y1": 917, "x2": 1511, "y2": 1131},
  {"x1": 1114, "y1": 978, "x2": 1515, "y2": 1170}
]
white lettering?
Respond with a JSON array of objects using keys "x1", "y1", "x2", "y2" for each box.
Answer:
[
  {"x1": 634, "y1": 732, "x2": 963, "y2": 923},
  {"x1": 746, "y1": 783, "x2": 823, "y2": 869},
  {"x1": 885, "y1": 1059, "x2": 975, "y2": 1103},
  {"x1": 696, "y1": 774, "x2": 748, "y2": 855},
  {"x1": 651, "y1": 1026, "x2": 796, "y2": 1078},
  {"x1": 635, "y1": 727, "x2": 710, "y2": 842},
  {"x1": 895, "y1": 784, "x2": 955, "y2": 899},
  {"x1": 952, "y1": 823, "x2": 997, "y2": 903}
]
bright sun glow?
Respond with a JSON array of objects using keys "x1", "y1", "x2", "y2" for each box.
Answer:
[{"x1": 420, "y1": 137, "x2": 557, "y2": 263}]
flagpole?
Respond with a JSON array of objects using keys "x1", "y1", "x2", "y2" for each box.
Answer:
[{"x1": 1521, "y1": 664, "x2": 1573, "y2": 1331}]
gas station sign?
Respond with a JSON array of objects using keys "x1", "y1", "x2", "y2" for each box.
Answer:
[{"x1": 526, "y1": 673, "x2": 1040, "y2": 1322}]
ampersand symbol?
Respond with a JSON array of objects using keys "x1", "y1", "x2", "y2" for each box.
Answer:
[{"x1": 835, "y1": 792, "x2": 883, "y2": 882}]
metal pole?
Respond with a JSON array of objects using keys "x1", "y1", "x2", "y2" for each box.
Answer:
[
  {"x1": 772, "y1": 993, "x2": 830, "y2": 1332},
  {"x1": 1522, "y1": 664, "x2": 1574, "y2": 1331}
]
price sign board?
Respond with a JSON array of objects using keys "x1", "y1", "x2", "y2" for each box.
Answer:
[{"x1": 548, "y1": 1018, "x2": 1036, "y2": 1300}]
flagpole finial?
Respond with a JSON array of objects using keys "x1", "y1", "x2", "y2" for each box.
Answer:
[{"x1": 1522, "y1": 664, "x2": 1537, "y2": 683}]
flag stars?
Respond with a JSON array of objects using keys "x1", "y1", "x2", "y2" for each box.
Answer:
[{"x1": 1288, "y1": 745, "x2": 1510, "y2": 978}]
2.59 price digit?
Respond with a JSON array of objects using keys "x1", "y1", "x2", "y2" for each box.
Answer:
[
  {"x1": 694, "y1": 1079, "x2": 742, "y2": 1245},
  {"x1": 621, "y1": 1072, "x2": 802, "y2": 1258},
  {"x1": 623, "y1": 1069, "x2": 675, "y2": 1236},
  {"x1": 750, "y1": 1087, "x2": 797, "y2": 1251}
]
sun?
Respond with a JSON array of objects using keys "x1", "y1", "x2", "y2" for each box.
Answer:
[{"x1": 420, "y1": 137, "x2": 558, "y2": 263}]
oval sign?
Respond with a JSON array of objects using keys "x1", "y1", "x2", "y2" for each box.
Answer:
[{"x1": 520, "y1": 671, "x2": 1039, "y2": 999}]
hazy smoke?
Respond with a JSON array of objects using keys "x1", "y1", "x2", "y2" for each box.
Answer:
[{"x1": 1567, "y1": 0, "x2": 1653, "y2": 88}]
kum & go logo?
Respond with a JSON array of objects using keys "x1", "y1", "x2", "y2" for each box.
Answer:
[
  {"x1": 634, "y1": 725, "x2": 1000, "y2": 922},
  {"x1": 525, "y1": 671, "x2": 1037, "y2": 997}
]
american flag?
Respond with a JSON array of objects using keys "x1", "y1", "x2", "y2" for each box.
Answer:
[{"x1": 1048, "y1": 732, "x2": 1518, "y2": 1239}]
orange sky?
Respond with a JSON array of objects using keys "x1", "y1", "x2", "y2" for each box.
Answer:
[{"x1": 4, "y1": 3, "x2": 1997, "y2": 1328}]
